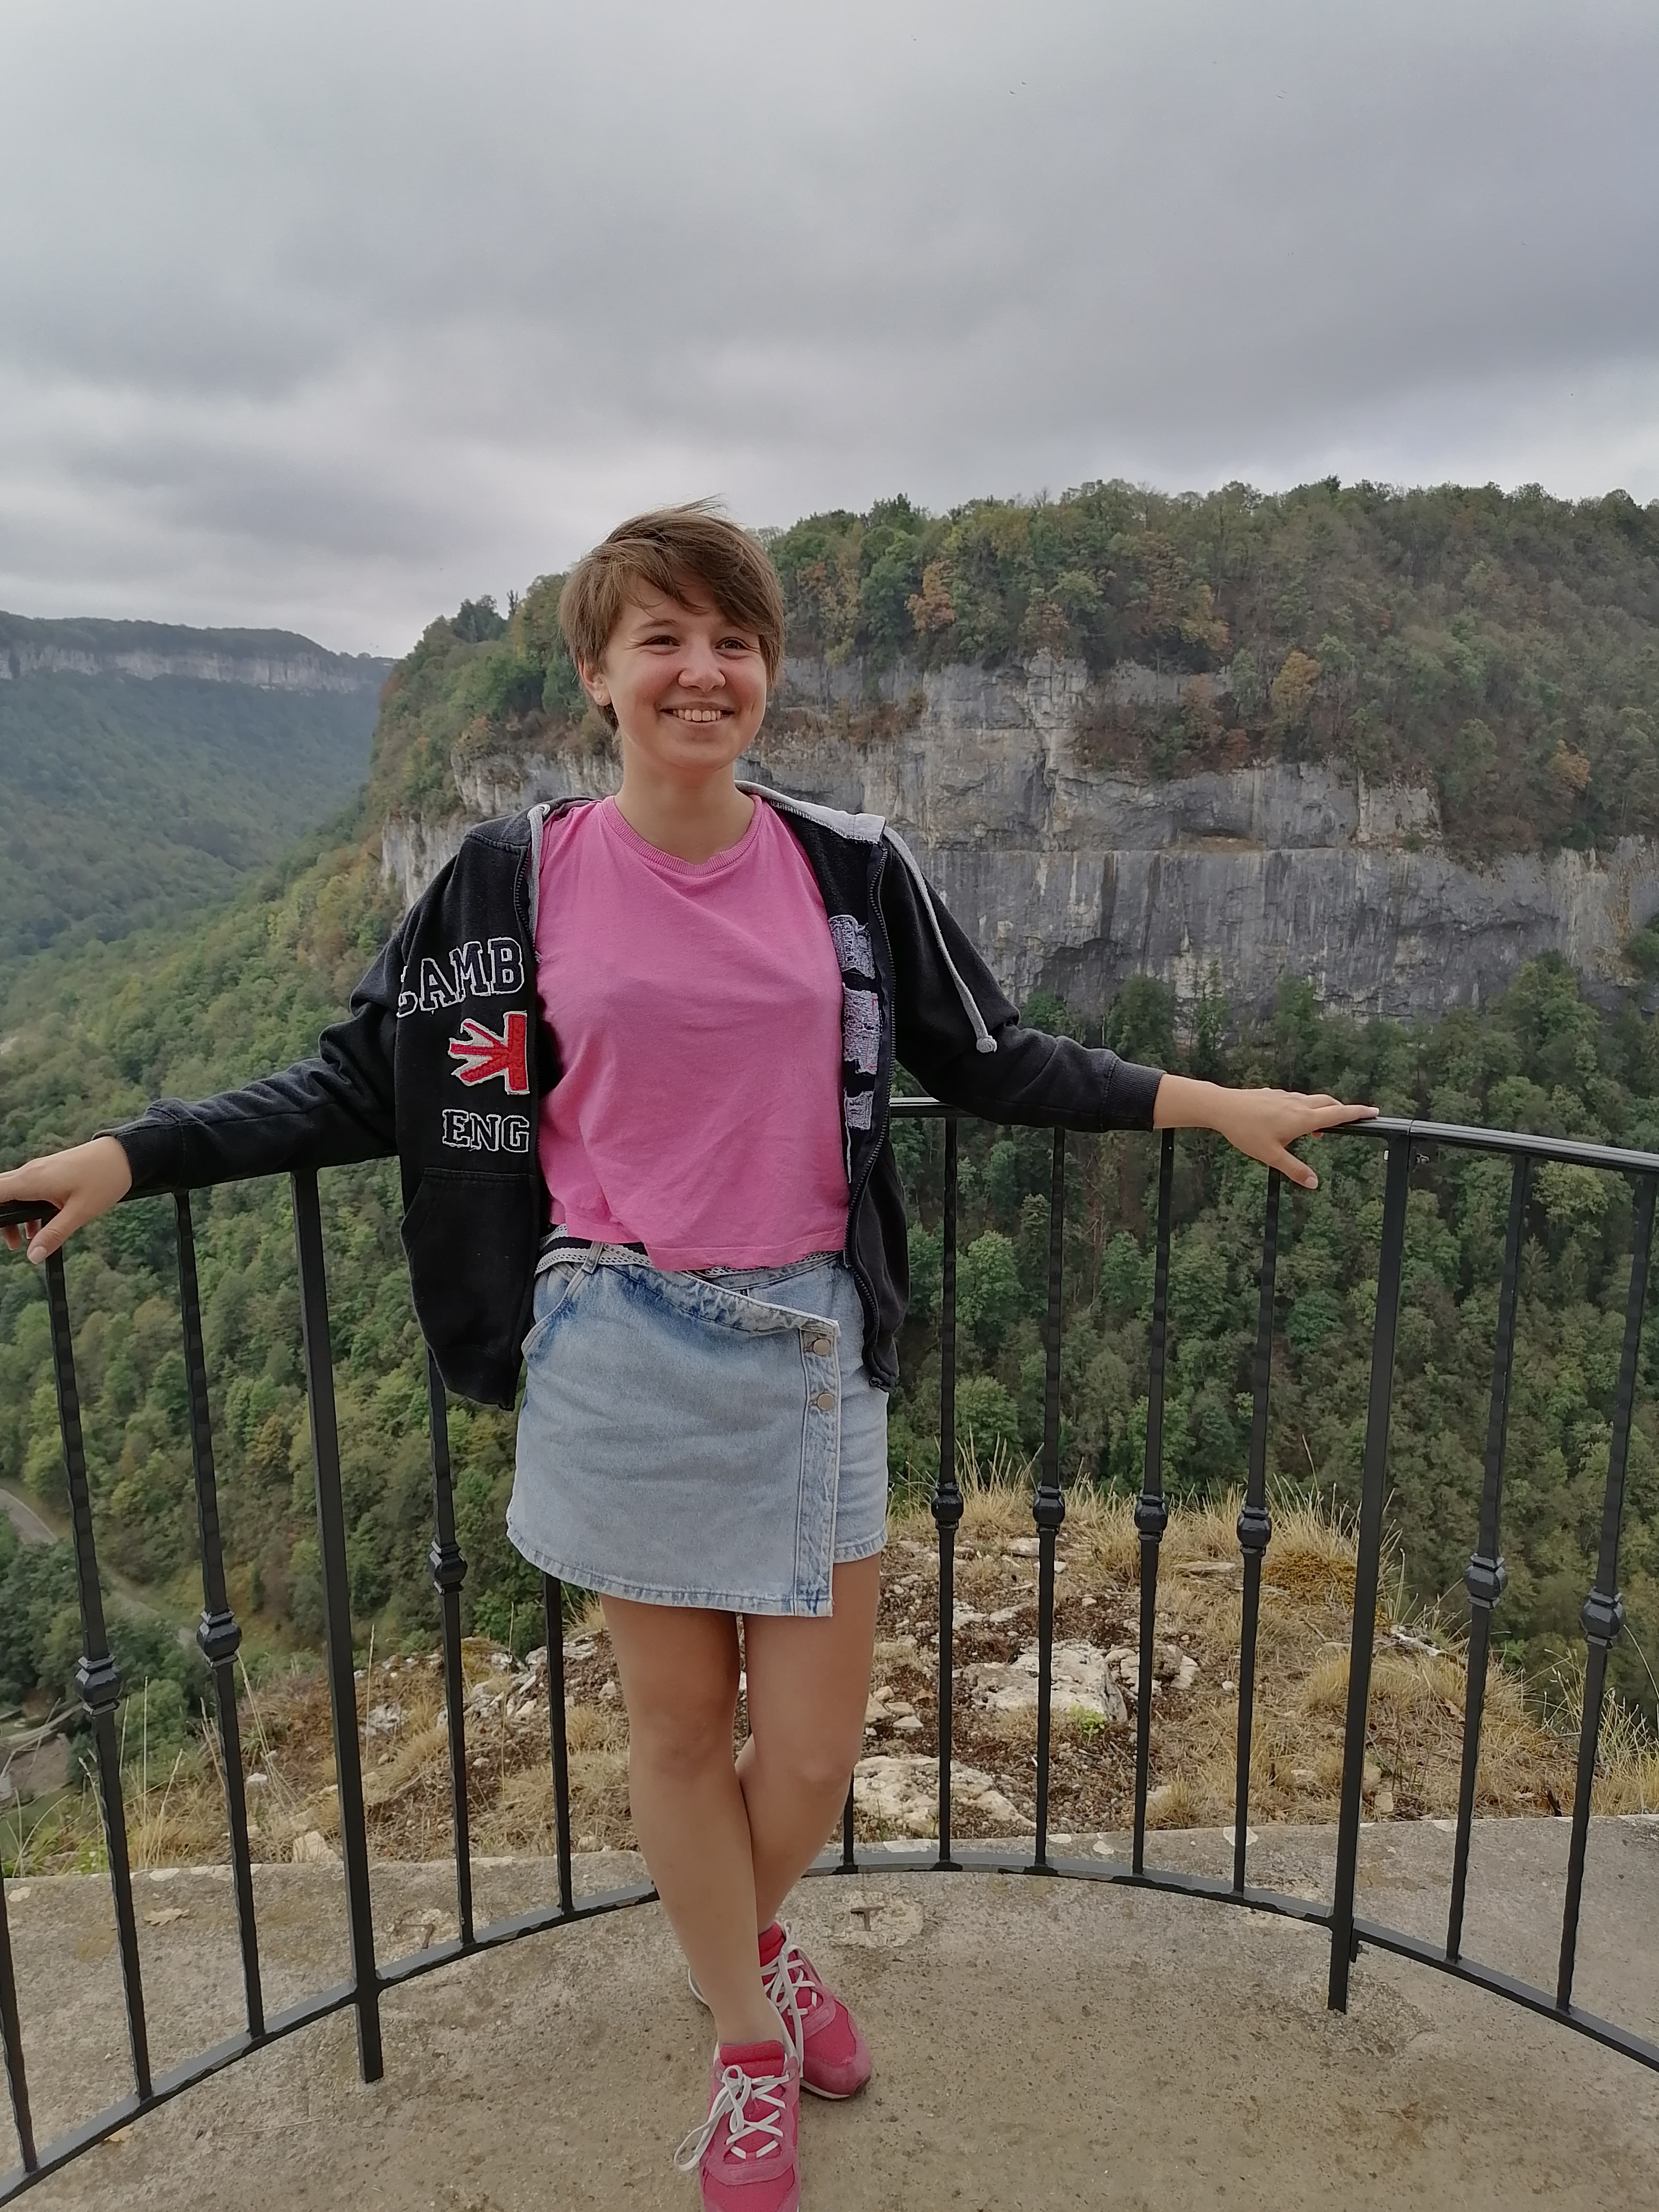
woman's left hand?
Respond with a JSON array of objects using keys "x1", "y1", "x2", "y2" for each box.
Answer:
[{"x1": 1152, "y1": 1073, "x2": 1378, "y2": 1191}]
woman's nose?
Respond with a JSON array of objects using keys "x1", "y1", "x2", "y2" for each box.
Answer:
[{"x1": 675, "y1": 642, "x2": 726, "y2": 689}]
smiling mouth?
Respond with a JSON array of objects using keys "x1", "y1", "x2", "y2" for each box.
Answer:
[{"x1": 665, "y1": 706, "x2": 732, "y2": 724}]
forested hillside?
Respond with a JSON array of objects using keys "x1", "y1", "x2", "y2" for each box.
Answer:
[
  {"x1": 371, "y1": 481, "x2": 1659, "y2": 863},
  {"x1": 0, "y1": 617, "x2": 387, "y2": 972}
]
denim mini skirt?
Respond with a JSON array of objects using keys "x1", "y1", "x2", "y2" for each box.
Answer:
[{"x1": 507, "y1": 1245, "x2": 889, "y2": 1616}]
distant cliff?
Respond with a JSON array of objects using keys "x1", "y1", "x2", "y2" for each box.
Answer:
[
  {"x1": 380, "y1": 655, "x2": 1659, "y2": 1023},
  {"x1": 0, "y1": 615, "x2": 389, "y2": 965},
  {"x1": 0, "y1": 611, "x2": 388, "y2": 694}
]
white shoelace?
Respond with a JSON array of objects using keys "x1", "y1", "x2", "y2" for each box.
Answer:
[
  {"x1": 687, "y1": 1930, "x2": 823, "y2": 2065},
  {"x1": 762, "y1": 1932, "x2": 823, "y2": 2060},
  {"x1": 673, "y1": 2058, "x2": 790, "y2": 2173}
]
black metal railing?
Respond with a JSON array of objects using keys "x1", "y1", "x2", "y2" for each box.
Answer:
[{"x1": 2, "y1": 1106, "x2": 1657, "y2": 2196}]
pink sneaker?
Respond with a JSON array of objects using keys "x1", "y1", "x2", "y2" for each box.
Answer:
[
  {"x1": 760, "y1": 1923, "x2": 872, "y2": 2100},
  {"x1": 674, "y1": 2039, "x2": 800, "y2": 2211}
]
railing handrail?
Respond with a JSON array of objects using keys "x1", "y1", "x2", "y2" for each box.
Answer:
[
  {"x1": 893, "y1": 1097, "x2": 1659, "y2": 1177},
  {"x1": 2, "y1": 1104, "x2": 1656, "y2": 2201},
  {"x1": 6, "y1": 1106, "x2": 1658, "y2": 1240}
]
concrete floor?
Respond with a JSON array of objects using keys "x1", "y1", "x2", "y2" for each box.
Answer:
[{"x1": 4, "y1": 1818, "x2": 1658, "y2": 2211}]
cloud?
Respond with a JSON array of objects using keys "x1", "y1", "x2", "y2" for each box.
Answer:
[{"x1": 1, "y1": 0, "x2": 1654, "y2": 650}]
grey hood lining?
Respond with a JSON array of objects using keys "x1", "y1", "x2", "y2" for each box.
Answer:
[
  {"x1": 526, "y1": 800, "x2": 554, "y2": 950},
  {"x1": 738, "y1": 779, "x2": 885, "y2": 844}
]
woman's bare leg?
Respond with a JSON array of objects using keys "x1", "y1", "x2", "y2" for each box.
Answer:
[
  {"x1": 738, "y1": 1554, "x2": 882, "y2": 1931},
  {"x1": 601, "y1": 1596, "x2": 779, "y2": 2047}
]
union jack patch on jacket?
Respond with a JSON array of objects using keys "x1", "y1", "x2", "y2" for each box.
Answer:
[{"x1": 447, "y1": 1012, "x2": 530, "y2": 1093}]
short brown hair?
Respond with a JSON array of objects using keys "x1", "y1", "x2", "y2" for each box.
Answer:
[{"x1": 558, "y1": 502, "x2": 785, "y2": 727}]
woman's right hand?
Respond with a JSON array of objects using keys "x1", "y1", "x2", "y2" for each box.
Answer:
[{"x1": 0, "y1": 1137, "x2": 134, "y2": 1265}]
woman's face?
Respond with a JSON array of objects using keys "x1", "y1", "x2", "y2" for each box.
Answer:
[{"x1": 582, "y1": 586, "x2": 768, "y2": 784}]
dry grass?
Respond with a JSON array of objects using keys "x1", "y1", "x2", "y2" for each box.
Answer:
[
  {"x1": 1571, "y1": 1671, "x2": 1659, "y2": 1815},
  {"x1": 875, "y1": 1459, "x2": 1579, "y2": 1837},
  {"x1": 7, "y1": 1451, "x2": 1656, "y2": 1874}
]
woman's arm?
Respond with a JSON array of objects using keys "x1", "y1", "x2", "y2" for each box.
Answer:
[
  {"x1": 880, "y1": 841, "x2": 1164, "y2": 1129},
  {"x1": 879, "y1": 840, "x2": 1376, "y2": 1173},
  {"x1": 1152, "y1": 1072, "x2": 1375, "y2": 1188},
  {"x1": 1, "y1": 1136, "x2": 134, "y2": 1264}
]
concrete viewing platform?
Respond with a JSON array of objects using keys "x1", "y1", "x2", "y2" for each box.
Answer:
[{"x1": 5, "y1": 1817, "x2": 1659, "y2": 2210}]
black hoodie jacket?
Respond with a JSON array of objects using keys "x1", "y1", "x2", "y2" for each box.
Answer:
[{"x1": 113, "y1": 787, "x2": 1164, "y2": 1404}]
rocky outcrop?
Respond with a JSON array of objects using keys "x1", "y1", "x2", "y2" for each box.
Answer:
[
  {"x1": 379, "y1": 656, "x2": 1659, "y2": 1021},
  {"x1": 0, "y1": 612, "x2": 388, "y2": 693}
]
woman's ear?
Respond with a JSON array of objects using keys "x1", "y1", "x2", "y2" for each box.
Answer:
[{"x1": 578, "y1": 656, "x2": 610, "y2": 709}]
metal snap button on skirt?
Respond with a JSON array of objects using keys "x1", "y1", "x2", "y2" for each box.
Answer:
[{"x1": 507, "y1": 1249, "x2": 888, "y2": 1616}]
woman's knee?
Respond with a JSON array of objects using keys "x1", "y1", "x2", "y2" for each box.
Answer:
[
  {"x1": 626, "y1": 1681, "x2": 738, "y2": 1781},
  {"x1": 748, "y1": 1724, "x2": 859, "y2": 1802}
]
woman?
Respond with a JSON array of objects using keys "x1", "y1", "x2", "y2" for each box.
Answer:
[{"x1": 1, "y1": 504, "x2": 1375, "y2": 2210}]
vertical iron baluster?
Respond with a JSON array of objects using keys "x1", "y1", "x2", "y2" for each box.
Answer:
[
  {"x1": 290, "y1": 1173, "x2": 383, "y2": 2081},
  {"x1": 541, "y1": 1576, "x2": 574, "y2": 1915},
  {"x1": 173, "y1": 1194, "x2": 263, "y2": 2038},
  {"x1": 425, "y1": 1355, "x2": 473, "y2": 1946},
  {"x1": 44, "y1": 1249, "x2": 150, "y2": 2100},
  {"x1": 1133, "y1": 1133, "x2": 1175, "y2": 1877},
  {"x1": 1031, "y1": 1130, "x2": 1067, "y2": 1872},
  {"x1": 931, "y1": 1117, "x2": 962, "y2": 1871},
  {"x1": 1447, "y1": 1156, "x2": 1529, "y2": 1962},
  {"x1": 1232, "y1": 1169, "x2": 1281, "y2": 1894},
  {"x1": 1328, "y1": 1135, "x2": 1412, "y2": 2011},
  {"x1": 1557, "y1": 1171, "x2": 1655, "y2": 2011},
  {"x1": 0, "y1": 1875, "x2": 33, "y2": 2173},
  {"x1": 841, "y1": 1785, "x2": 856, "y2": 1872}
]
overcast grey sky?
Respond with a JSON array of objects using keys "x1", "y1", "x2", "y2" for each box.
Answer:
[{"x1": 2, "y1": 0, "x2": 1655, "y2": 654}]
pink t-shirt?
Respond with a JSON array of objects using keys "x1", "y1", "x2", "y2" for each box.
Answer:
[{"x1": 535, "y1": 795, "x2": 851, "y2": 1269}]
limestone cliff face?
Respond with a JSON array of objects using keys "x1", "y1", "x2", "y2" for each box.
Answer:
[
  {"x1": 1, "y1": 644, "x2": 377, "y2": 690},
  {"x1": 0, "y1": 613, "x2": 388, "y2": 693},
  {"x1": 379, "y1": 656, "x2": 1659, "y2": 1021}
]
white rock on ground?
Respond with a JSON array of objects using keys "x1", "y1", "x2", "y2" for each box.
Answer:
[
  {"x1": 853, "y1": 1755, "x2": 1025, "y2": 1835},
  {"x1": 864, "y1": 1684, "x2": 927, "y2": 1736},
  {"x1": 1107, "y1": 1641, "x2": 1199, "y2": 1699},
  {"x1": 945, "y1": 1602, "x2": 1021, "y2": 1630},
  {"x1": 966, "y1": 1641, "x2": 1129, "y2": 1724}
]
